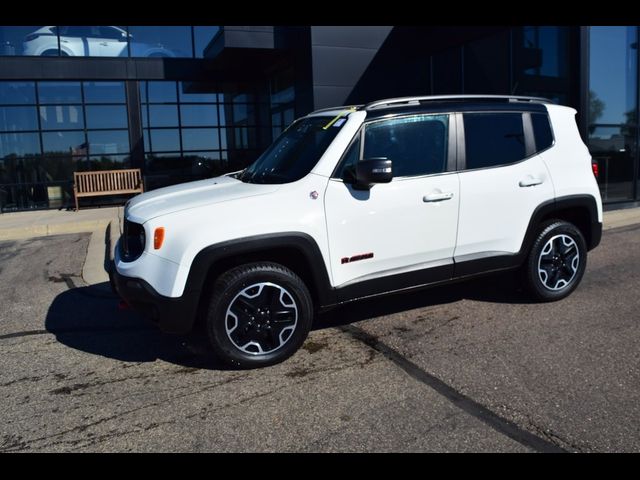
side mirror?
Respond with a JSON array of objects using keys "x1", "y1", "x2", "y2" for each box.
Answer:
[{"x1": 354, "y1": 158, "x2": 393, "y2": 189}]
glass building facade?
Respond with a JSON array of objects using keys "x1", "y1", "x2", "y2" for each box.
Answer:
[{"x1": 0, "y1": 26, "x2": 639, "y2": 212}]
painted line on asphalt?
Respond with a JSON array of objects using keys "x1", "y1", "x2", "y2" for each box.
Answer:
[{"x1": 341, "y1": 324, "x2": 567, "y2": 453}]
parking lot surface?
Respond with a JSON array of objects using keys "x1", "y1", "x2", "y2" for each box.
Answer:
[{"x1": 1, "y1": 227, "x2": 638, "y2": 452}]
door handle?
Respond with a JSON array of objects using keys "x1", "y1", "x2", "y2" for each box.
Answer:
[
  {"x1": 519, "y1": 176, "x2": 543, "y2": 188},
  {"x1": 423, "y1": 192, "x2": 454, "y2": 202}
]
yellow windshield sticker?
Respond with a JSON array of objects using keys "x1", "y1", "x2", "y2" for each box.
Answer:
[{"x1": 322, "y1": 106, "x2": 356, "y2": 130}]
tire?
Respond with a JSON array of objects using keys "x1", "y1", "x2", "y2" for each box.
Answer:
[
  {"x1": 524, "y1": 220, "x2": 587, "y2": 302},
  {"x1": 206, "y1": 262, "x2": 313, "y2": 368}
]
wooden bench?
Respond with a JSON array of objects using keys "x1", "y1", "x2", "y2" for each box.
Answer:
[{"x1": 73, "y1": 169, "x2": 144, "y2": 211}]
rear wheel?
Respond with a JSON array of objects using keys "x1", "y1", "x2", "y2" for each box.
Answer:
[
  {"x1": 524, "y1": 220, "x2": 587, "y2": 302},
  {"x1": 206, "y1": 262, "x2": 313, "y2": 368}
]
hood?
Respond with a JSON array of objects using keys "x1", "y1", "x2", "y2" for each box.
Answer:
[{"x1": 125, "y1": 175, "x2": 280, "y2": 223}]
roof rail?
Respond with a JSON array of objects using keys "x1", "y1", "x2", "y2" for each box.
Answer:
[
  {"x1": 364, "y1": 95, "x2": 552, "y2": 110},
  {"x1": 309, "y1": 105, "x2": 363, "y2": 115}
]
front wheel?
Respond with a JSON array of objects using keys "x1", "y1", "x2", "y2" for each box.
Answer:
[
  {"x1": 206, "y1": 262, "x2": 313, "y2": 368},
  {"x1": 524, "y1": 220, "x2": 587, "y2": 302}
]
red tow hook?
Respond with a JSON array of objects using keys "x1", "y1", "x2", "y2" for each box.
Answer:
[{"x1": 118, "y1": 300, "x2": 131, "y2": 310}]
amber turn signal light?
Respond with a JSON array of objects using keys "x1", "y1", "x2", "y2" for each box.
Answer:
[{"x1": 154, "y1": 227, "x2": 165, "y2": 250}]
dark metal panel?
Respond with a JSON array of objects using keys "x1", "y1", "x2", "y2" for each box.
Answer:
[
  {"x1": 311, "y1": 26, "x2": 393, "y2": 48},
  {"x1": 312, "y1": 45, "x2": 381, "y2": 87}
]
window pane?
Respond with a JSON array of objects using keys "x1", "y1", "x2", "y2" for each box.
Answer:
[
  {"x1": 0, "y1": 106, "x2": 38, "y2": 131},
  {"x1": 0, "y1": 132, "x2": 41, "y2": 157},
  {"x1": 589, "y1": 125, "x2": 635, "y2": 202},
  {"x1": 57, "y1": 26, "x2": 128, "y2": 57},
  {"x1": 149, "y1": 128, "x2": 180, "y2": 151},
  {"x1": 128, "y1": 26, "x2": 192, "y2": 58},
  {"x1": 143, "y1": 81, "x2": 177, "y2": 103},
  {"x1": 0, "y1": 82, "x2": 36, "y2": 104},
  {"x1": 83, "y1": 81, "x2": 126, "y2": 103},
  {"x1": 180, "y1": 105, "x2": 218, "y2": 126},
  {"x1": 520, "y1": 26, "x2": 569, "y2": 78},
  {"x1": 148, "y1": 105, "x2": 178, "y2": 127},
  {"x1": 334, "y1": 137, "x2": 361, "y2": 179},
  {"x1": 193, "y1": 26, "x2": 219, "y2": 58},
  {"x1": 1, "y1": 26, "x2": 58, "y2": 56},
  {"x1": 464, "y1": 113, "x2": 526, "y2": 169},
  {"x1": 531, "y1": 113, "x2": 553, "y2": 152},
  {"x1": 85, "y1": 105, "x2": 128, "y2": 129},
  {"x1": 364, "y1": 115, "x2": 449, "y2": 177},
  {"x1": 179, "y1": 81, "x2": 219, "y2": 103},
  {"x1": 88, "y1": 154, "x2": 130, "y2": 170},
  {"x1": 87, "y1": 130, "x2": 129, "y2": 155},
  {"x1": 38, "y1": 82, "x2": 82, "y2": 104},
  {"x1": 42, "y1": 131, "x2": 86, "y2": 156},
  {"x1": 39, "y1": 105, "x2": 84, "y2": 130},
  {"x1": 181, "y1": 128, "x2": 219, "y2": 151}
]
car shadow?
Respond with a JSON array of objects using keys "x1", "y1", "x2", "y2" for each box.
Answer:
[
  {"x1": 46, "y1": 271, "x2": 533, "y2": 368},
  {"x1": 45, "y1": 282, "x2": 232, "y2": 370}
]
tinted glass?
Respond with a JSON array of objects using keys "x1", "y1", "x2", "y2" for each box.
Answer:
[
  {"x1": 146, "y1": 105, "x2": 178, "y2": 127},
  {"x1": 193, "y1": 26, "x2": 219, "y2": 58},
  {"x1": 182, "y1": 128, "x2": 219, "y2": 150},
  {"x1": 83, "y1": 82, "x2": 126, "y2": 103},
  {"x1": 85, "y1": 105, "x2": 128, "y2": 129},
  {"x1": 87, "y1": 130, "x2": 129, "y2": 155},
  {"x1": 149, "y1": 129, "x2": 180, "y2": 151},
  {"x1": 0, "y1": 132, "x2": 40, "y2": 157},
  {"x1": 531, "y1": 113, "x2": 553, "y2": 151},
  {"x1": 364, "y1": 114, "x2": 448, "y2": 177},
  {"x1": 0, "y1": 26, "x2": 58, "y2": 56},
  {"x1": 464, "y1": 113, "x2": 526, "y2": 169},
  {"x1": 38, "y1": 82, "x2": 82, "y2": 104},
  {"x1": 143, "y1": 81, "x2": 177, "y2": 103},
  {"x1": 179, "y1": 82, "x2": 219, "y2": 103},
  {"x1": 42, "y1": 131, "x2": 86, "y2": 156},
  {"x1": 39, "y1": 105, "x2": 84, "y2": 130},
  {"x1": 334, "y1": 136, "x2": 361, "y2": 179},
  {"x1": 0, "y1": 82, "x2": 36, "y2": 104},
  {"x1": 88, "y1": 154, "x2": 130, "y2": 170},
  {"x1": 239, "y1": 116, "x2": 345, "y2": 184},
  {"x1": 180, "y1": 105, "x2": 218, "y2": 126},
  {"x1": 128, "y1": 26, "x2": 192, "y2": 58},
  {"x1": 58, "y1": 26, "x2": 129, "y2": 57},
  {"x1": 0, "y1": 106, "x2": 38, "y2": 131}
]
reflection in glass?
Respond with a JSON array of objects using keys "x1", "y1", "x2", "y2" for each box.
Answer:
[
  {"x1": 589, "y1": 26, "x2": 637, "y2": 202},
  {"x1": 181, "y1": 128, "x2": 219, "y2": 151},
  {"x1": 142, "y1": 81, "x2": 177, "y2": 103},
  {"x1": 149, "y1": 129, "x2": 180, "y2": 151},
  {"x1": 38, "y1": 82, "x2": 82, "y2": 104},
  {"x1": 521, "y1": 27, "x2": 568, "y2": 78},
  {"x1": 88, "y1": 154, "x2": 130, "y2": 171},
  {"x1": 39, "y1": 105, "x2": 84, "y2": 130},
  {"x1": 0, "y1": 82, "x2": 36, "y2": 104},
  {"x1": 2, "y1": 26, "x2": 59, "y2": 56},
  {"x1": 128, "y1": 26, "x2": 192, "y2": 58},
  {"x1": 0, "y1": 132, "x2": 41, "y2": 157},
  {"x1": 0, "y1": 106, "x2": 38, "y2": 131},
  {"x1": 193, "y1": 26, "x2": 219, "y2": 58},
  {"x1": 147, "y1": 105, "x2": 179, "y2": 127},
  {"x1": 57, "y1": 26, "x2": 129, "y2": 57},
  {"x1": 85, "y1": 105, "x2": 128, "y2": 129},
  {"x1": 180, "y1": 105, "x2": 218, "y2": 126},
  {"x1": 87, "y1": 130, "x2": 129, "y2": 155},
  {"x1": 83, "y1": 81, "x2": 126, "y2": 103},
  {"x1": 179, "y1": 82, "x2": 219, "y2": 103},
  {"x1": 42, "y1": 131, "x2": 86, "y2": 156}
]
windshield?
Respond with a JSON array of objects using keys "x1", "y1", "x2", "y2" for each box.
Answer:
[{"x1": 239, "y1": 114, "x2": 347, "y2": 184}]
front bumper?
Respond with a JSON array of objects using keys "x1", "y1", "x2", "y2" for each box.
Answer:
[{"x1": 110, "y1": 269, "x2": 201, "y2": 334}]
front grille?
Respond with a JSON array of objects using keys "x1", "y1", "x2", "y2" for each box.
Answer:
[{"x1": 121, "y1": 218, "x2": 145, "y2": 262}]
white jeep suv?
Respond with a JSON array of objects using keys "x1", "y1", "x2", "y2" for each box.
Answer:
[{"x1": 111, "y1": 95, "x2": 603, "y2": 368}]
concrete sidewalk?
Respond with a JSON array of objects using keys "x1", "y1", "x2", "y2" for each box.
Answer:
[
  {"x1": 1, "y1": 204, "x2": 639, "y2": 288},
  {"x1": 0, "y1": 206, "x2": 123, "y2": 286}
]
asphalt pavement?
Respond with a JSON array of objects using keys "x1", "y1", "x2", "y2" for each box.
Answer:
[{"x1": 0, "y1": 227, "x2": 638, "y2": 452}]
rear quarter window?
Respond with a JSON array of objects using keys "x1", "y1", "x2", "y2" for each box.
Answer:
[{"x1": 531, "y1": 113, "x2": 554, "y2": 152}]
